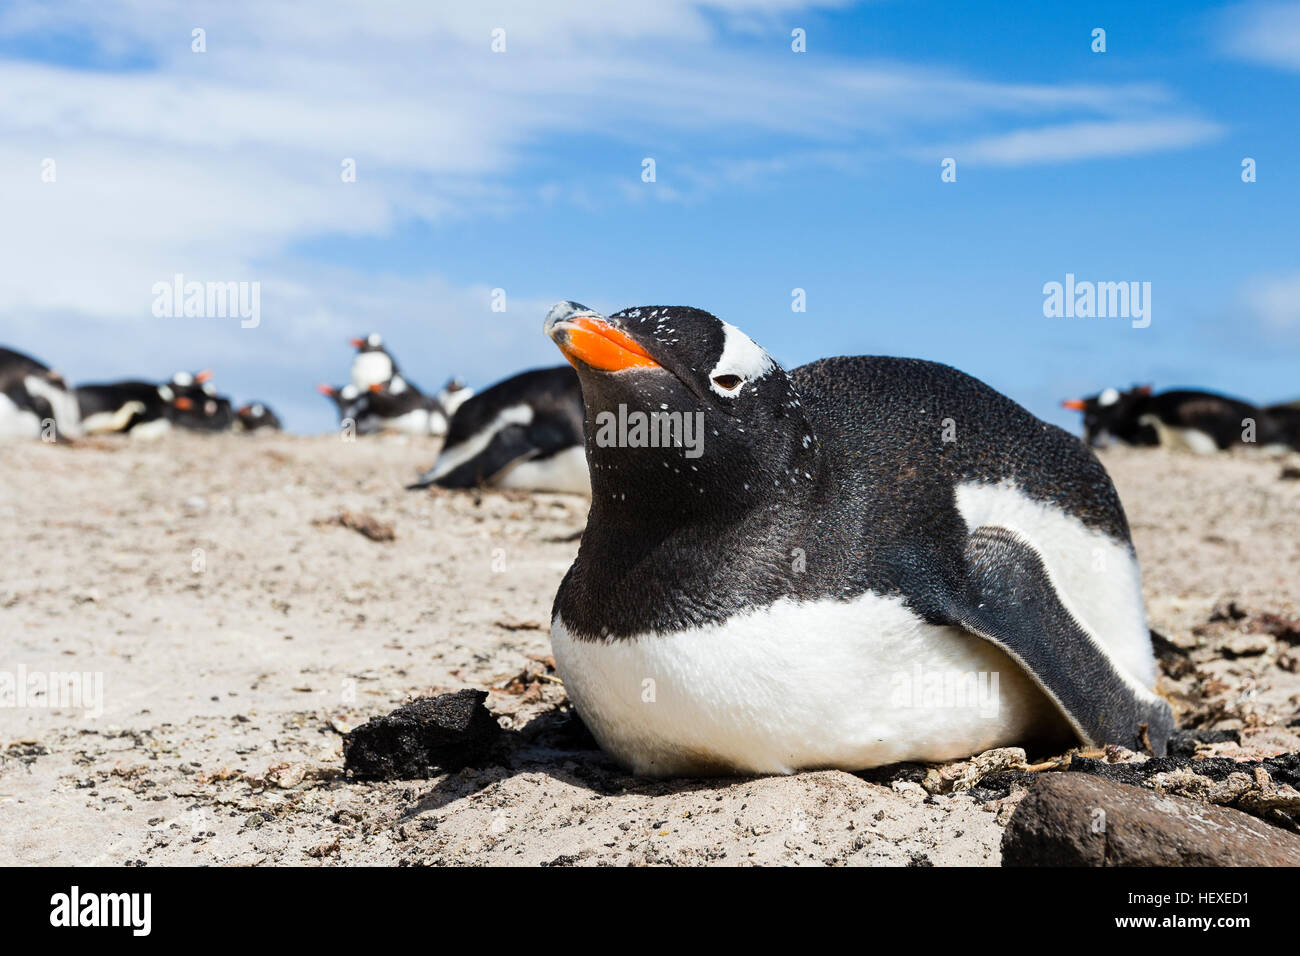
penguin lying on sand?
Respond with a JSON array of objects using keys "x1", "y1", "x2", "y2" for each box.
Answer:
[
  {"x1": 318, "y1": 383, "x2": 382, "y2": 435},
  {"x1": 364, "y1": 373, "x2": 449, "y2": 436},
  {"x1": 236, "y1": 402, "x2": 281, "y2": 432},
  {"x1": 0, "y1": 346, "x2": 82, "y2": 439},
  {"x1": 169, "y1": 371, "x2": 235, "y2": 432},
  {"x1": 543, "y1": 301, "x2": 1172, "y2": 776},
  {"x1": 76, "y1": 380, "x2": 177, "y2": 437},
  {"x1": 1063, "y1": 385, "x2": 1283, "y2": 452},
  {"x1": 406, "y1": 365, "x2": 587, "y2": 494},
  {"x1": 1264, "y1": 400, "x2": 1300, "y2": 451}
]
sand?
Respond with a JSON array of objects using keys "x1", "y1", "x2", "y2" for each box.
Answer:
[{"x1": 2, "y1": 433, "x2": 1298, "y2": 866}]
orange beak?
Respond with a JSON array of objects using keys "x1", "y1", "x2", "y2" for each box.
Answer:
[
  {"x1": 317, "y1": 383, "x2": 335, "y2": 396},
  {"x1": 548, "y1": 315, "x2": 659, "y2": 372},
  {"x1": 195, "y1": 369, "x2": 214, "y2": 384},
  {"x1": 174, "y1": 396, "x2": 194, "y2": 411},
  {"x1": 350, "y1": 338, "x2": 365, "y2": 349},
  {"x1": 1062, "y1": 398, "x2": 1086, "y2": 411},
  {"x1": 368, "y1": 383, "x2": 384, "y2": 393}
]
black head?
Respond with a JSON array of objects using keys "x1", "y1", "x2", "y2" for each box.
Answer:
[
  {"x1": 1063, "y1": 385, "x2": 1154, "y2": 447},
  {"x1": 544, "y1": 301, "x2": 817, "y2": 524},
  {"x1": 350, "y1": 333, "x2": 385, "y2": 353}
]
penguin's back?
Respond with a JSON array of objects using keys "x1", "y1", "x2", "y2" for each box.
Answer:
[{"x1": 791, "y1": 355, "x2": 1131, "y2": 545}]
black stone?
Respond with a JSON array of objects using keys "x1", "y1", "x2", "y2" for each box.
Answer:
[{"x1": 343, "y1": 690, "x2": 503, "y2": 781}]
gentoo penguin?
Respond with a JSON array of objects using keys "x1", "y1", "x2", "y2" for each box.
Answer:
[
  {"x1": 543, "y1": 301, "x2": 1172, "y2": 776},
  {"x1": 169, "y1": 371, "x2": 235, "y2": 432},
  {"x1": 406, "y1": 365, "x2": 588, "y2": 494},
  {"x1": 235, "y1": 402, "x2": 282, "y2": 432},
  {"x1": 318, "y1": 383, "x2": 383, "y2": 435},
  {"x1": 363, "y1": 372, "x2": 449, "y2": 436},
  {"x1": 350, "y1": 333, "x2": 398, "y2": 392},
  {"x1": 1064, "y1": 385, "x2": 1282, "y2": 452},
  {"x1": 0, "y1": 346, "x2": 82, "y2": 439},
  {"x1": 436, "y1": 378, "x2": 475, "y2": 420},
  {"x1": 1264, "y1": 400, "x2": 1300, "y2": 451},
  {"x1": 75, "y1": 380, "x2": 176, "y2": 437}
]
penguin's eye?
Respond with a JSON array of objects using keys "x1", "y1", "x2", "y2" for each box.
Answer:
[{"x1": 712, "y1": 374, "x2": 743, "y2": 392}]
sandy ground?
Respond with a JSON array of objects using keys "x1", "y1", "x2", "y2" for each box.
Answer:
[{"x1": 2, "y1": 433, "x2": 1298, "y2": 866}]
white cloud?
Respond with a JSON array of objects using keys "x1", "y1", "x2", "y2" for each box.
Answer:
[
  {"x1": 944, "y1": 118, "x2": 1223, "y2": 167},
  {"x1": 1241, "y1": 273, "x2": 1300, "y2": 335},
  {"x1": 1220, "y1": 1, "x2": 1300, "y2": 71}
]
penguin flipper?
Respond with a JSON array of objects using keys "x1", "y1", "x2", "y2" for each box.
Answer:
[{"x1": 951, "y1": 525, "x2": 1173, "y2": 755}]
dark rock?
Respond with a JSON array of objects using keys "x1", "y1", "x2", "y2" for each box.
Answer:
[
  {"x1": 343, "y1": 690, "x2": 503, "y2": 781},
  {"x1": 1208, "y1": 601, "x2": 1248, "y2": 623},
  {"x1": 1251, "y1": 612, "x2": 1300, "y2": 645},
  {"x1": 1167, "y1": 728, "x2": 1240, "y2": 757},
  {"x1": 1067, "y1": 751, "x2": 1300, "y2": 789},
  {"x1": 855, "y1": 762, "x2": 931, "y2": 786},
  {"x1": 1002, "y1": 772, "x2": 1300, "y2": 866}
]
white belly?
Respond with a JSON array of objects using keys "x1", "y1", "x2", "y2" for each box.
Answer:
[
  {"x1": 24, "y1": 375, "x2": 82, "y2": 438},
  {"x1": 551, "y1": 480, "x2": 1155, "y2": 776},
  {"x1": 1139, "y1": 415, "x2": 1219, "y2": 454},
  {"x1": 129, "y1": 417, "x2": 172, "y2": 440},
  {"x1": 495, "y1": 445, "x2": 590, "y2": 496},
  {"x1": 551, "y1": 595, "x2": 1057, "y2": 777},
  {"x1": 351, "y1": 352, "x2": 393, "y2": 391},
  {"x1": 378, "y1": 408, "x2": 432, "y2": 436},
  {"x1": 0, "y1": 393, "x2": 41, "y2": 438}
]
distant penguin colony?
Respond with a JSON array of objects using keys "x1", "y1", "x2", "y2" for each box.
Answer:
[
  {"x1": 1063, "y1": 385, "x2": 1294, "y2": 452},
  {"x1": 406, "y1": 364, "x2": 588, "y2": 494},
  {"x1": 0, "y1": 346, "x2": 279, "y2": 441},
  {"x1": 543, "y1": 302, "x2": 1172, "y2": 776}
]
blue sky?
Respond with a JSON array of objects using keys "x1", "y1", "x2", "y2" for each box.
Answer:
[{"x1": 1, "y1": 0, "x2": 1297, "y2": 433}]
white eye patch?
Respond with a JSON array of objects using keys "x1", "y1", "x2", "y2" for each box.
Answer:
[
  {"x1": 708, "y1": 322, "x2": 775, "y2": 398},
  {"x1": 172, "y1": 372, "x2": 193, "y2": 387},
  {"x1": 1099, "y1": 387, "x2": 1120, "y2": 407},
  {"x1": 157, "y1": 385, "x2": 174, "y2": 401}
]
